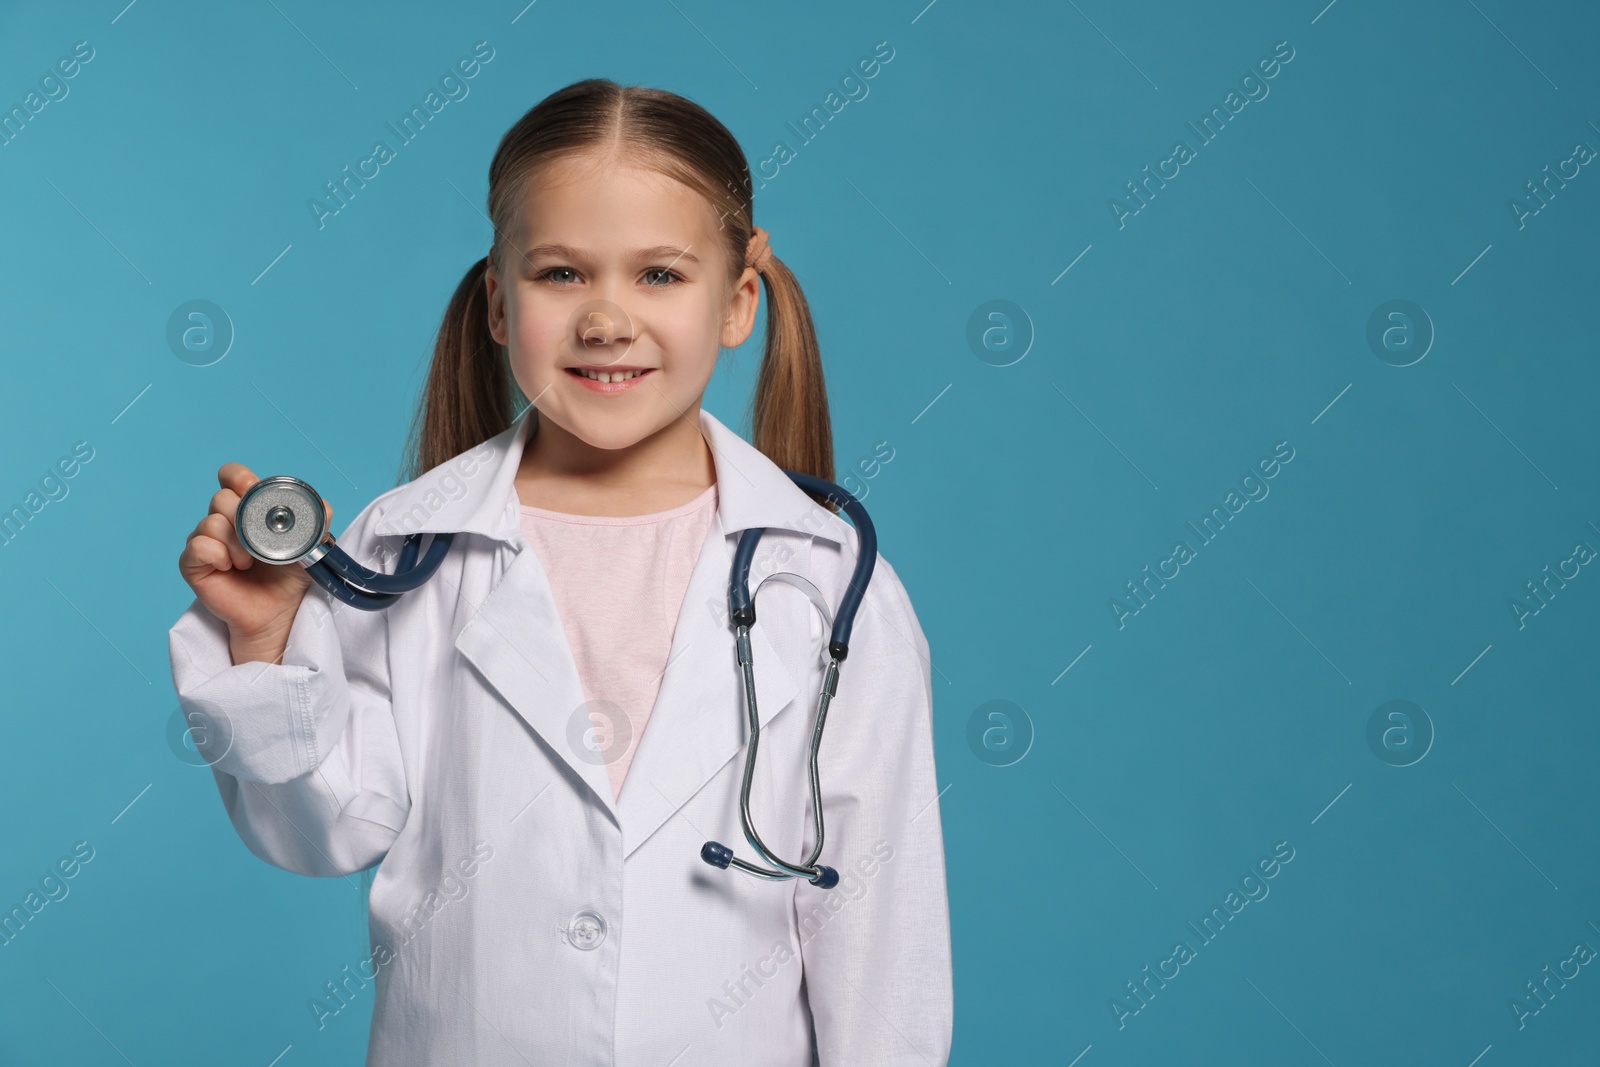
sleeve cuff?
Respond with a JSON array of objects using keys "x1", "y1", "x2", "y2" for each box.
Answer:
[{"x1": 167, "y1": 592, "x2": 351, "y2": 785}]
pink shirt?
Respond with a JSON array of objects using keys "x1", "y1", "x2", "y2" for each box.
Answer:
[{"x1": 517, "y1": 484, "x2": 719, "y2": 801}]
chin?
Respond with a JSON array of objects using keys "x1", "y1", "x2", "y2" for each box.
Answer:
[{"x1": 561, "y1": 410, "x2": 662, "y2": 452}]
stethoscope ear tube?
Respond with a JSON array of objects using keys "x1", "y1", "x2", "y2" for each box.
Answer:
[
  {"x1": 317, "y1": 530, "x2": 454, "y2": 594},
  {"x1": 304, "y1": 557, "x2": 404, "y2": 610},
  {"x1": 727, "y1": 470, "x2": 877, "y2": 656},
  {"x1": 777, "y1": 469, "x2": 877, "y2": 658}
]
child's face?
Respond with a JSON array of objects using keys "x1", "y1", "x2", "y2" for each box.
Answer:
[{"x1": 485, "y1": 154, "x2": 760, "y2": 452}]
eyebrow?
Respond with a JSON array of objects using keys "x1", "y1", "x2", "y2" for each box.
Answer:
[{"x1": 521, "y1": 243, "x2": 700, "y2": 264}]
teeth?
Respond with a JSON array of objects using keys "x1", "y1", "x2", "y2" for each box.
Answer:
[{"x1": 577, "y1": 368, "x2": 644, "y2": 383}]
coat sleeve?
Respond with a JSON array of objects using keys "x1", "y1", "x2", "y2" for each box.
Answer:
[
  {"x1": 166, "y1": 496, "x2": 410, "y2": 878},
  {"x1": 793, "y1": 552, "x2": 953, "y2": 1067}
]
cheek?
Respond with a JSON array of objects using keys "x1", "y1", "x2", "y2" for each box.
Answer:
[
  {"x1": 499, "y1": 304, "x2": 570, "y2": 399},
  {"x1": 672, "y1": 294, "x2": 732, "y2": 348},
  {"x1": 508, "y1": 300, "x2": 569, "y2": 358},
  {"x1": 654, "y1": 304, "x2": 712, "y2": 346},
  {"x1": 658, "y1": 309, "x2": 725, "y2": 375}
]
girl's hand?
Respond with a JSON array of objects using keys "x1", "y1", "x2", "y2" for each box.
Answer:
[{"x1": 178, "y1": 463, "x2": 333, "y2": 665}]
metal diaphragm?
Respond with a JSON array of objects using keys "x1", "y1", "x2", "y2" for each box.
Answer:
[{"x1": 235, "y1": 475, "x2": 328, "y2": 564}]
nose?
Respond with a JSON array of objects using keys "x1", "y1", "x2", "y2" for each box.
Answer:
[
  {"x1": 579, "y1": 308, "x2": 626, "y2": 347},
  {"x1": 571, "y1": 298, "x2": 636, "y2": 367}
]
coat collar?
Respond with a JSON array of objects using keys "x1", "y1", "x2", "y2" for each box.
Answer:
[{"x1": 372, "y1": 404, "x2": 852, "y2": 547}]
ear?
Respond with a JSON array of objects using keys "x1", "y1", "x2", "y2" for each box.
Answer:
[
  {"x1": 720, "y1": 266, "x2": 762, "y2": 349},
  {"x1": 485, "y1": 260, "x2": 509, "y2": 346}
]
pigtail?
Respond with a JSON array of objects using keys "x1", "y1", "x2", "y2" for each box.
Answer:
[
  {"x1": 401, "y1": 256, "x2": 519, "y2": 484},
  {"x1": 747, "y1": 251, "x2": 835, "y2": 490}
]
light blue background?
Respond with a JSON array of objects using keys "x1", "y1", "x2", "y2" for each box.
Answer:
[{"x1": 2, "y1": 0, "x2": 1598, "y2": 1063}]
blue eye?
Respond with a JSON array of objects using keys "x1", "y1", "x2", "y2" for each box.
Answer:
[
  {"x1": 538, "y1": 267, "x2": 579, "y2": 286},
  {"x1": 535, "y1": 267, "x2": 682, "y2": 287}
]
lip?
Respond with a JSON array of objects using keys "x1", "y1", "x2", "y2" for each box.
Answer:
[{"x1": 565, "y1": 366, "x2": 655, "y2": 394}]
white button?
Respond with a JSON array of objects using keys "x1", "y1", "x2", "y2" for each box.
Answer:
[{"x1": 564, "y1": 909, "x2": 607, "y2": 951}]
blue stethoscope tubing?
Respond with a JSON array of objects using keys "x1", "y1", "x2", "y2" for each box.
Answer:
[
  {"x1": 311, "y1": 531, "x2": 454, "y2": 608},
  {"x1": 234, "y1": 468, "x2": 875, "y2": 891},
  {"x1": 699, "y1": 468, "x2": 878, "y2": 890}
]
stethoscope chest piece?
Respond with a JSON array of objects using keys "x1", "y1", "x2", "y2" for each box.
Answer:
[{"x1": 236, "y1": 476, "x2": 329, "y2": 564}]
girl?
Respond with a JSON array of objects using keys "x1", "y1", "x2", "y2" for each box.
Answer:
[{"x1": 169, "y1": 78, "x2": 952, "y2": 1066}]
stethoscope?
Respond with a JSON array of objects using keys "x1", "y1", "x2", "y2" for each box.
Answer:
[
  {"x1": 234, "y1": 469, "x2": 876, "y2": 891},
  {"x1": 233, "y1": 476, "x2": 455, "y2": 611}
]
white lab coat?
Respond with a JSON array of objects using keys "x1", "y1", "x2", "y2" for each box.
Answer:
[{"x1": 167, "y1": 405, "x2": 953, "y2": 1067}]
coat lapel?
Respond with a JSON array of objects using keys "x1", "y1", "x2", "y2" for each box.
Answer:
[
  {"x1": 615, "y1": 514, "x2": 802, "y2": 860},
  {"x1": 453, "y1": 540, "x2": 622, "y2": 824}
]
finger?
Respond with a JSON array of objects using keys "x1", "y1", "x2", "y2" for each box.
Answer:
[
  {"x1": 217, "y1": 462, "x2": 259, "y2": 500},
  {"x1": 180, "y1": 532, "x2": 233, "y2": 578},
  {"x1": 187, "y1": 510, "x2": 233, "y2": 544},
  {"x1": 207, "y1": 486, "x2": 240, "y2": 520},
  {"x1": 207, "y1": 486, "x2": 242, "y2": 556},
  {"x1": 197, "y1": 511, "x2": 252, "y2": 570}
]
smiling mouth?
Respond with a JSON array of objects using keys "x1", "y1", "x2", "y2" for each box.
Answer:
[{"x1": 566, "y1": 367, "x2": 654, "y2": 384}]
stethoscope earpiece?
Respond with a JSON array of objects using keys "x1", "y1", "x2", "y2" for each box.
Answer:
[{"x1": 700, "y1": 842, "x2": 839, "y2": 888}]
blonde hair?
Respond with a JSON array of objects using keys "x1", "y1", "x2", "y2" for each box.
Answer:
[{"x1": 400, "y1": 78, "x2": 835, "y2": 496}]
